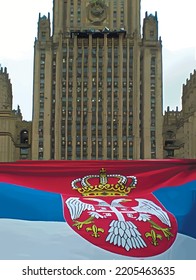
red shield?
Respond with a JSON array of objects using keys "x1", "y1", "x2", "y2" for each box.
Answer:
[{"x1": 62, "y1": 193, "x2": 177, "y2": 258}]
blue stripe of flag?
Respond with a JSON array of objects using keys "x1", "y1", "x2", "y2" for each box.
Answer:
[{"x1": 0, "y1": 183, "x2": 64, "y2": 222}]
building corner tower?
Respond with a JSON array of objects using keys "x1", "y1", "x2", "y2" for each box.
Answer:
[{"x1": 0, "y1": 67, "x2": 31, "y2": 161}]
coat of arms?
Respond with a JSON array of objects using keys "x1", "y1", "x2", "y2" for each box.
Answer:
[
  {"x1": 62, "y1": 168, "x2": 177, "y2": 258},
  {"x1": 87, "y1": 0, "x2": 108, "y2": 25}
]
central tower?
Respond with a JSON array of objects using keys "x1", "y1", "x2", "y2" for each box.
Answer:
[
  {"x1": 32, "y1": 0, "x2": 163, "y2": 160},
  {"x1": 53, "y1": 0, "x2": 140, "y2": 38}
]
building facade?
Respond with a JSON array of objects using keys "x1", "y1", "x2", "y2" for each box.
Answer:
[
  {"x1": 32, "y1": 0, "x2": 163, "y2": 160},
  {"x1": 0, "y1": 67, "x2": 31, "y2": 162},
  {"x1": 163, "y1": 70, "x2": 196, "y2": 158}
]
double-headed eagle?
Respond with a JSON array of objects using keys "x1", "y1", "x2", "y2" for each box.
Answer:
[{"x1": 66, "y1": 197, "x2": 171, "y2": 251}]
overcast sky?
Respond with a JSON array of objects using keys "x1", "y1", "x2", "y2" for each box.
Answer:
[{"x1": 0, "y1": 0, "x2": 196, "y2": 121}]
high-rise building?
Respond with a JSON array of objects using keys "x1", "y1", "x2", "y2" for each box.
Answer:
[
  {"x1": 32, "y1": 0, "x2": 163, "y2": 160},
  {"x1": 0, "y1": 67, "x2": 31, "y2": 162}
]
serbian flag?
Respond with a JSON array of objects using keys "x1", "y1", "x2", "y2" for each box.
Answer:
[{"x1": 0, "y1": 159, "x2": 196, "y2": 260}]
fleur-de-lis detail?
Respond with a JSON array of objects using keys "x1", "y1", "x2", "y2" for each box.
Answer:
[
  {"x1": 145, "y1": 230, "x2": 162, "y2": 246},
  {"x1": 86, "y1": 225, "x2": 104, "y2": 238}
]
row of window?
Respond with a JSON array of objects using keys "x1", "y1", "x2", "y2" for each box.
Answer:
[{"x1": 150, "y1": 56, "x2": 157, "y2": 159}]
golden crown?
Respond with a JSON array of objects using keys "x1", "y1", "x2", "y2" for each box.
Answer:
[{"x1": 71, "y1": 168, "x2": 137, "y2": 196}]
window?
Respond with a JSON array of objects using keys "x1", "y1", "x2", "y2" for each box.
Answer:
[
  {"x1": 20, "y1": 148, "x2": 28, "y2": 155},
  {"x1": 150, "y1": 30, "x2": 154, "y2": 38},
  {"x1": 20, "y1": 130, "x2": 29, "y2": 144}
]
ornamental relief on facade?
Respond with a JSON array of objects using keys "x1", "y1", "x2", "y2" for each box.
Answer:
[{"x1": 86, "y1": 0, "x2": 109, "y2": 25}]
